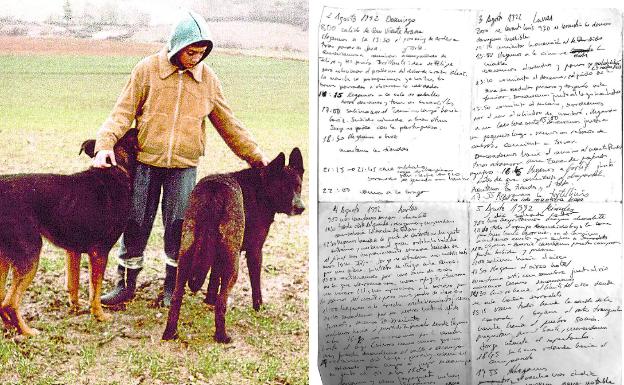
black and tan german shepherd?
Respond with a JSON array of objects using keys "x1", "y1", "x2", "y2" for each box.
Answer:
[
  {"x1": 0, "y1": 130, "x2": 138, "y2": 336},
  {"x1": 162, "y1": 148, "x2": 305, "y2": 343}
]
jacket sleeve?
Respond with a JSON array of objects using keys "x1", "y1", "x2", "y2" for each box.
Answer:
[
  {"x1": 94, "y1": 63, "x2": 147, "y2": 153},
  {"x1": 208, "y1": 77, "x2": 266, "y2": 166}
]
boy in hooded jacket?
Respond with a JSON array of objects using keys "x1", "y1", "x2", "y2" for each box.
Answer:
[{"x1": 93, "y1": 10, "x2": 268, "y2": 307}]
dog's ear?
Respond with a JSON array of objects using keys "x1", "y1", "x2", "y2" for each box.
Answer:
[
  {"x1": 264, "y1": 152, "x2": 285, "y2": 176},
  {"x1": 79, "y1": 140, "x2": 96, "y2": 158},
  {"x1": 288, "y1": 148, "x2": 304, "y2": 174}
]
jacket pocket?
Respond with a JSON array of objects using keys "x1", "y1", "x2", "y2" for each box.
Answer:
[
  {"x1": 176, "y1": 115, "x2": 206, "y2": 160},
  {"x1": 137, "y1": 112, "x2": 170, "y2": 155}
]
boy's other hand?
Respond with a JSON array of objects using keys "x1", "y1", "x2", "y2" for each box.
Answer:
[{"x1": 93, "y1": 150, "x2": 117, "y2": 168}]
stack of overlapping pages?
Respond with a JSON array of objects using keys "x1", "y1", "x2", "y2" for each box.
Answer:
[{"x1": 318, "y1": 8, "x2": 622, "y2": 385}]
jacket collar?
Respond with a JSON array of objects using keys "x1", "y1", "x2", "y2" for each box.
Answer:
[{"x1": 158, "y1": 48, "x2": 203, "y2": 82}]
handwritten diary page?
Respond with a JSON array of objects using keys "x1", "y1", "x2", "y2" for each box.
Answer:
[
  {"x1": 470, "y1": 202, "x2": 621, "y2": 384},
  {"x1": 318, "y1": 8, "x2": 473, "y2": 202},
  {"x1": 469, "y1": 9, "x2": 622, "y2": 202},
  {"x1": 317, "y1": 6, "x2": 622, "y2": 385},
  {"x1": 469, "y1": 9, "x2": 622, "y2": 385},
  {"x1": 318, "y1": 202, "x2": 472, "y2": 384}
]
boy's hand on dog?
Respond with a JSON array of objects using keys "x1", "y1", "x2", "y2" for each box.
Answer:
[
  {"x1": 93, "y1": 150, "x2": 117, "y2": 168},
  {"x1": 249, "y1": 155, "x2": 269, "y2": 168}
]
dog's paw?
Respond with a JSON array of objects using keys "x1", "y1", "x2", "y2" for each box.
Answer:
[
  {"x1": 253, "y1": 300, "x2": 264, "y2": 312},
  {"x1": 214, "y1": 332, "x2": 232, "y2": 344},
  {"x1": 92, "y1": 309, "x2": 112, "y2": 322},
  {"x1": 21, "y1": 326, "x2": 40, "y2": 337},
  {"x1": 162, "y1": 329, "x2": 179, "y2": 341},
  {"x1": 68, "y1": 302, "x2": 82, "y2": 315}
]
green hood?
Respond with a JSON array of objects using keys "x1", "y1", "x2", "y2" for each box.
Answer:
[{"x1": 167, "y1": 10, "x2": 213, "y2": 64}]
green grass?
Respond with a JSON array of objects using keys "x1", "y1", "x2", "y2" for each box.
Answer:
[{"x1": 0, "y1": 51, "x2": 308, "y2": 385}]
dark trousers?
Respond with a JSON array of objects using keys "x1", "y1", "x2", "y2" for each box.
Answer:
[{"x1": 117, "y1": 162, "x2": 196, "y2": 270}]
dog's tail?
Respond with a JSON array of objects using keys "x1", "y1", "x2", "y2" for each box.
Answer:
[
  {"x1": 187, "y1": 255, "x2": 209, "y2": 293},
  {"x1": 186, "y1": 221, "x2": 215, "y2": 293},
  {"x1": 174, "y1": 217, "x2": 214, "y2": 294}
]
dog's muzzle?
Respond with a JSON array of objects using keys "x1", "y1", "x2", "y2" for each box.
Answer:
[{"x1": 290, "y1": 195, "x2": 305, "y2": 215}]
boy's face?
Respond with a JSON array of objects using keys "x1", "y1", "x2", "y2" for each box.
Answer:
[{"x1": 177, "y1": 44, "x2": 207, "y2": 69}]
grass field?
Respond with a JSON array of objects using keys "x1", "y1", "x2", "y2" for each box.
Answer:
[{"x1": 0, "y1": 48, "x2": 308, "y2": 385}]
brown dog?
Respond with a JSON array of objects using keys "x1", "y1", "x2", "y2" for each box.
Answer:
[
  {"x1": 0, "y1": 130, "x2": 138, "y2": 336},
  {"x1": 162, "y1": 148, "x2": 304, "y2": 343}
]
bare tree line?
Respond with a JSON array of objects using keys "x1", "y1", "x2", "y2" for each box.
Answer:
[{"x1": 55, "y1": 0, "x2": 308, "y2": 29}]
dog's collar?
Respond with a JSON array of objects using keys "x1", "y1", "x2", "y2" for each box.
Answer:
[
  {"x1": 114, "y1": 163, "x2": 132, "y2": 180},
  {"x1": 96, "y1": 163, "x2": 132, "y2": 188}
]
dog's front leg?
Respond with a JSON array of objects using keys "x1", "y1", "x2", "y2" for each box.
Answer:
[
  {"x1": 65, "y1": 251, "x2": 81, "y2": 313},
  {"x1": 245, "y1": 226, "x2": 269, "y2": 311},
  {"x1": 87, "y1": 250, "x2": 111, "y2": 322}
]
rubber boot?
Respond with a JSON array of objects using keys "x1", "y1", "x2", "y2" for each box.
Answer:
[
  {"x1": 162, "y1": 265, "x2": 177, "y2": 307},
  {"x1": 101, "y1": 266, "x2": 141, "y2": 306}
]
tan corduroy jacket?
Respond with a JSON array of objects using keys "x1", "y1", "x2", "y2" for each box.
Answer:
[{"x1": 95, "y1": 48, "x2": 264, "y2": 168}]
